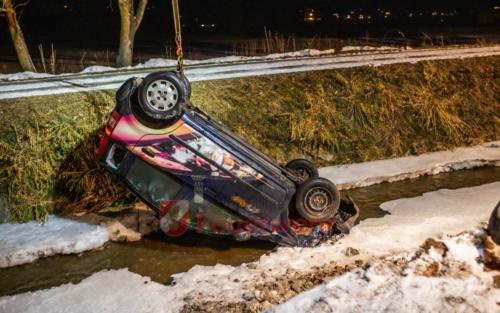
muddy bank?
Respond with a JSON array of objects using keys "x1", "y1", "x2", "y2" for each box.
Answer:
[
  {"x1": 272, "y1": 231, "x2": 500, "y2": 313},
  {"x1": 181, "y1": 260, "x2": 364, "y2": 313},
  {"x1": 183, "y1": 231, "x2": 500, "y2": 313}
]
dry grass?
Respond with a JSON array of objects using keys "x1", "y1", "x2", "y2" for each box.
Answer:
[{"x1": 0, "y1": 56, "x2": 499, "y2": 221}]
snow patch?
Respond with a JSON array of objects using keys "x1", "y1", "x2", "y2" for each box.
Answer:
[
  {"x1": 0, "y1": 216, "x2": 109, "y2": 268},
  {"x1": 0, "y1": 269, "x2": 171, "y2": 313},
  {"x1": 273, "y1": 231, "x2": 499, "y2": 313},
  {"x1": 0, "y1": 71, "x2": 54, "y2": 81},
  {"x1": 80, "y1": 65, "x2": 116, "y2": 73},
  {"x1": 340, "y1": 45, "x2": 403, "y2": 53},
  {"x1": 320, "y1": 141, "x2": 500, "y2": 190}
]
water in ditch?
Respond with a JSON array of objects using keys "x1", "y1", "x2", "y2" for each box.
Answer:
[{"x1": 1, "y1": 166, "x2": 499, "y2": 297}]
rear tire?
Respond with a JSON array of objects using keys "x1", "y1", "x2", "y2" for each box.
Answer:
[
  {"x1": 285, "y1": 159, "x2": 318, "y2": 183},
  {"x1": 136, "y1": 72, "x2": 188, "y2": 124},
  {"x1": 295, "y1": 178, "x2": 340, "y2": 223}
]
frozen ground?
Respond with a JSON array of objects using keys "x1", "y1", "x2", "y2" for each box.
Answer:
[
  {"x1": 0, "y1": 45, "x2": 499, "y2": 99},
  {"x1": 320, "y1": 141, "x2": 500, "y2": 190},
  {"x1": 1, "y1": 182, "x2": 498, "y2": 313},
  {"x1": 0, "y1": 48, "x2": 340, "y2": 81},
  {"x1": 0, "y1": 47, "x2": 400, "y2": 81},
  {"x1": 0, "y1": 216, "x2": 108, "y2": 268},
  {"x1": 273, "y1": 230, "x2": 500, "y2": 313}
]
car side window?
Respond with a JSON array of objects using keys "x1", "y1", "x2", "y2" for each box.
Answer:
[{"x1": 125, "y1": 158, "x2": 182, "y2": 208}]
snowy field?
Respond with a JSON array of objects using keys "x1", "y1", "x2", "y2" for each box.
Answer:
[
  {"x1": 1, "y1": 182, "x2": 498, "y2": 313},
  {"x1": 0, "y1": 45, "x2": 499, "y2": 100}
]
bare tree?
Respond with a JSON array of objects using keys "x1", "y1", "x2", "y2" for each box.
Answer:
[
  {"x1": 116, "y1": 0, "x2": 148, "y2": 67},
  {"x1": 0, "y1": 0, "x2": 36, "y2": 72}
]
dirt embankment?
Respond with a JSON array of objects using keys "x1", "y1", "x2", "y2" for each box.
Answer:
[
  {"x1": 0, "y1": 56, "x2": 499, "y2": 221},
  {"x1": 181, "y1": 232, "x2": 500, "y2": 313}
]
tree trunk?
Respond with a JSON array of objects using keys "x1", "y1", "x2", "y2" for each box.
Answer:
[
  {"x1": 117, "y1": 0, "x2": 147, "y2": 67},
  {"x1": 3, "y1": 0, "x2": 36, "y2": 72}
]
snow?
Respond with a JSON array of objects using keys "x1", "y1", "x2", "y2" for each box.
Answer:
[
  {"x1": 1, "y1": 45, "x2": 499, "y2": 99},
  {"x1": 80, "y1": 65, "x2": 116, "y2": 73},
  {"x1": 0, "y1": 215, "x2": 109, "y2": 268},
  {"x1": 273, "y1": 231, "x2": 499, "y2": 313},
  {"x1": 2, "y1": 182, "x2": 498, "y2": 312},
  {"x1": 0, "y1": 71, "x2": 54, "y2": 81},
  {"x1": 0, "y1": 269, "x2": 171, "y2": 313},
  {"x1": 320, "y1": 141, "x2": 500, "y2": 190},
  {"x1": 340, "y1": 45, "x2": 403, "y2": 52}
]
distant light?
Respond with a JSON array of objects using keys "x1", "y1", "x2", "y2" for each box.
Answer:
[
  {"x1": 432, "y1": 11, "x2": 438, "y2": 16},
  {"x1": 385, "y1": 11, "x2": 391, "y2": 16},
  {"x1": 494, "y1": 6, "x2": 500, "y2": 10},
  {"x1": 358, "y1": 14, "x2": 364, "y2": 20},
  {"x1": 63, "y1": 4, "x2": 69, "y2": 9}
]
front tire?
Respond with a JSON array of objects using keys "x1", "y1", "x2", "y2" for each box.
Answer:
[
  {"x1": 136, "y1": 72, "x2": 187, "y2": 123},
  {"x1": 295, "y1": 178, "x2": 340, "y2": 223}
]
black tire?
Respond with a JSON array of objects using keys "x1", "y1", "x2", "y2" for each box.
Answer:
[
  {"x1": 179, "y1": 74, "x2": 192, "y2": 100},
  {"x1": 286, "y1": 159, "x2": 319, "y2": 183},
  {"x1": 136, "y1": 71, "x2": 188, "y2": 123},
  {"x1": 488, "y1": 202, "x2": 500, "y2": 245},
  {"x1": 295, "y1": 178, "x2": 340, "y2": 223}
]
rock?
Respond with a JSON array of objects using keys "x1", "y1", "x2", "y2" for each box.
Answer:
[
  {"x1": 423, "y1": 262, "x2": 440, "y2": 277},
  {"x1": 493, "y1": 275, "x2": 500, "y2": 289},
  {"x1": 261, "y1": 300, "x2": 274, "y2": 311},
  {"x1": 482, "y1": 234, "x2": 500, "y2": 270},
  {"x1": 344, "y1": 247, "x2": 360, "y2": 257},
  {"x1": 246, "y1": 263, "x2": 257, "y2": 270},
  {"x1": 420, "y1": 238, "x2": 448, "y2": 256},
  {"x1": 106, "y1": 220, "x2": 142, "y2": 242},
  {"x1": 242, "y1": 293, "x2": 254, "y2": 301},
  {"x1": 70, "y1": 208, "x2": 159, "y2": 242}
]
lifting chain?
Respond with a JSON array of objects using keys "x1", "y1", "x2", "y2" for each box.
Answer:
[{"x1": 171, "y1": 0, "x2": 184, "y2": 76}]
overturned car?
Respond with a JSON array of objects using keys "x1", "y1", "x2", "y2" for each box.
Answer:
[{"x1": 98, "y1": 72, "x2": 359, "y2": 246}]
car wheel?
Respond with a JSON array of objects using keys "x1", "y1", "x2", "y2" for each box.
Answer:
[
  {"x1": 295, "y1": 178, "x2": 340, "y2": 223},
  {"x1": 286, "y1": 159, "x2": 318, "y2": 183},
  {"x1": 136, "y1": 71, "x2": 188, "y2": 123},
  {"x1": 179, "y1": 74, "x2": 192, "y2": 100}
]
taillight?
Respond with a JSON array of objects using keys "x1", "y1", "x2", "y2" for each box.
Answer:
[
  {"x1": 105, "y1": 111, "x2": 121, "y2": 135},
  {"x1": 97, "y1": 111, "x2": 121, "y2": 160}
]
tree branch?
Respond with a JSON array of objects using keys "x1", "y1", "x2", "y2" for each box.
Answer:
[{"x1": 132, "y1": 0, "x2": 147, "y2": 33}]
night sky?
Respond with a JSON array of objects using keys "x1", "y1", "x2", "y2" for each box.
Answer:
[{"x1": 1, "y1": 1, "x2": 499, "y2": 54}]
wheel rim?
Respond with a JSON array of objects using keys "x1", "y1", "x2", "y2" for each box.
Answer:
[
  {"x1": 304, "y1": 187, "x2": 332, "y2": 214},
  {"x1": 145, "y1": 80, "x2": 179, "y2": 112}
]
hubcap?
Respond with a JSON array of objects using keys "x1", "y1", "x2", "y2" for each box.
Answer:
[
  {"x1": 146, "y1": 80, "x2": 179, "y2": 112},
  {"x1": 305, "y1": 188, "x2": 331, "y2": 213}
]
